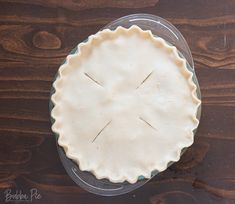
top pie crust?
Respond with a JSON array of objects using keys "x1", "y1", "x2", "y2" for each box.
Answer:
[{"x1": 51, "y1": 25, "x2": 201, "y2": 183}]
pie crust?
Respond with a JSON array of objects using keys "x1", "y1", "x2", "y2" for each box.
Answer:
[{"x1": 51, "y1": 25, "x2": 201, "y2": 183}]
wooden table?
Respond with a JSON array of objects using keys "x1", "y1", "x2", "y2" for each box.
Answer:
[{"x1": 0, "y1": 0, "x2": 235, "y2": 203}]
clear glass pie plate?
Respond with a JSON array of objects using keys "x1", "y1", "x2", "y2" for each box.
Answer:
[{"x1": 49, "y1": 14, "x2": 201, "y2": 196}]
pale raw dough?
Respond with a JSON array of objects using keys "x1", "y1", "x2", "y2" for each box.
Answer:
[{"x1": 51, "y1": 25, "x2": 201, "y2": 183}]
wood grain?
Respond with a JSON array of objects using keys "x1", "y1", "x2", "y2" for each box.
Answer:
[{"x1": 0, "y1": 0, "x2": 235, "y2": 203}]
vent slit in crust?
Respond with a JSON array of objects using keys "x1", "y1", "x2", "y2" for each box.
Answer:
[
  {"x1": 136, "y1": 71, "x2": 154, "y2": 89},
  {"x1": 139, "y1": 116, "x2": 157, "y2": 131},
  {"x1": 84, "y1": 72, "x2": 103, "y2": 87},
  {"x1": 92, "y1": 120, "x2": 112, "y2": 143}
]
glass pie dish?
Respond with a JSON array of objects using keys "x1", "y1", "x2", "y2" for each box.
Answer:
[{"x1": 49, "y1": 13, "x2": 201, "y2": 196}]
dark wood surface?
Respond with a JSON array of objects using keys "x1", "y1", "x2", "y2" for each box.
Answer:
[{"x1": 0, "y1": 0, "x2": 235, "y2": 203}]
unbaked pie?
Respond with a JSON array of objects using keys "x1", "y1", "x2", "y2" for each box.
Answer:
[{"x1": 51, "y1": 25, "x2": 201, "y2": 183}]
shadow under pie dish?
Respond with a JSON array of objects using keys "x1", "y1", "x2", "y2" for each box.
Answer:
[{"x1": 50, "y1": 15, "x2": 201, "y2": 195}]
